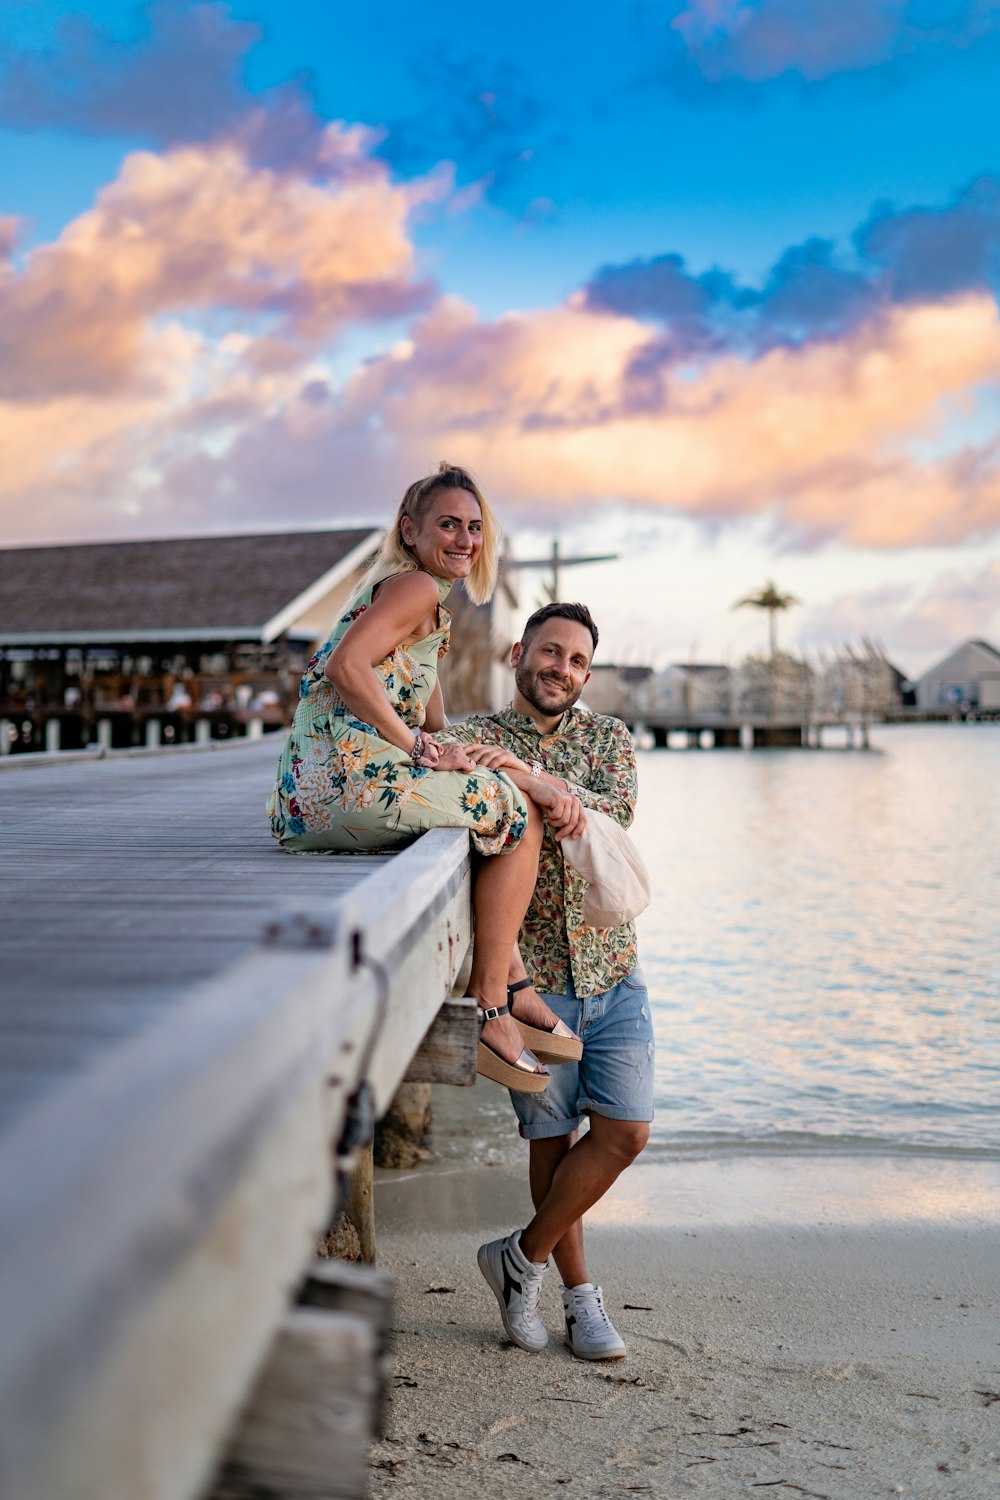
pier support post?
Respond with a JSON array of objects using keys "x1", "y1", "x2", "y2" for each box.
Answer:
[
  {"x1": 45, "y1": 718, "x2": 61, "y2": 754},
  {"x1": 347, "y1": 1145, "x2": 375, "y2": 1265},
  {"x1": 298, "y1": 1260, "x2": 393, "y2": 1438},
  {"x1": 317, "y1": 1143, "x2": 376, "y2": 1264},
  {"x1": 0, "y1": 719, "x2": 11, "y2": 754},
  {"x1": 97, "y1": 718, "x2": 113, "y2": 750},
  {"x1": 145, "y1": 719, "x2": 161, "y2": 748},
  {"x1": 208, "y1": 1307, "x2": 378, "y2": 1500}
]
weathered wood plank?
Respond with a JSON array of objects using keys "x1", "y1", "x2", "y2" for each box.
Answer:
[
  {"x1": 207, "y1": 1310, "x2": 377, "y2": 1500},
  {"x1": 298, "y1": 1261, "x2": 393, "y2": 1438},
  {"x1": 404, "y1": 997, "x2": 479, "y2": 1085}
]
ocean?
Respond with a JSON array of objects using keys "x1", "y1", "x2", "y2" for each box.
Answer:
[{"x1": 633, "y1": 723, "x2": 1000, "y2": 1161}]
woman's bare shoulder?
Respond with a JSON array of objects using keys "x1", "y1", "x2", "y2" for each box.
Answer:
[{"x1": 370, "y1": 571, "x2": 439, "y2": 609}]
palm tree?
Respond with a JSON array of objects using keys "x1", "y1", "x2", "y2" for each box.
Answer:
[{"x1": 734, "y1": 581, "x2": 800, "y2": 660}]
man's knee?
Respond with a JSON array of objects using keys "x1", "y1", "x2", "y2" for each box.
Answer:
[{"x1": 591, "y1": 1116, "x2": 649, "y2": 1166}]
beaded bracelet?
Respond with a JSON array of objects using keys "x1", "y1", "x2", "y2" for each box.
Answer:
[{"x1": 410, "y1": 730, "x2": 424, "y2": 763}]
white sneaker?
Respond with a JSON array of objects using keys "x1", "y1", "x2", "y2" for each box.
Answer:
[
  {"x1": 477, "y1": 1231, "x2": 549, "y2": 1352},
  {"x1": 562, "y1": 1282, "x2": 626, "y2": 1360}
]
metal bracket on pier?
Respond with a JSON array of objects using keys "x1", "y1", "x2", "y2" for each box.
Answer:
[
  {"x1": 335, "y1": 928, "x2": 390, "y2": 1168},
  {"x1": 261, "y1": 907, "x2": 349, "y2": 948}
]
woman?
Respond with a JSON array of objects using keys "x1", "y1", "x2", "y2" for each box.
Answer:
[{"x1": 267, "y1": 463, "x2": 578, "y2": 1091}]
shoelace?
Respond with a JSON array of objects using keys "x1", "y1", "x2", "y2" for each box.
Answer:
[
  {"x1": 521, "y1": 1269, "x2": 544, "y2": 1321},
  {"x1": 573, "y1": 1291, "x2": 613, "y2": 1333}
]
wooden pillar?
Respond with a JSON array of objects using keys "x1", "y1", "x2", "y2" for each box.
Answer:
[
  {"x1": 347, "y1": 1145, "x2": 375, "y2": 1265},
  {"x1": 208, "y1": 1309, "x2": 378, "y2": 1500}
]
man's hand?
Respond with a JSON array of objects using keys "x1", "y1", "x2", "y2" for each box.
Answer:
[
  {"x1": 530, "y1": 780, "x2": 587, "y2": 841},
  {"x1": 465, "y1": 744, "x2": 526, "y2": 774}
]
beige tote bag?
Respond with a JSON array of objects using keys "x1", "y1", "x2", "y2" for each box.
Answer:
[{"x1": 561, "y1": 808, "x2": 651, "y2": 929}]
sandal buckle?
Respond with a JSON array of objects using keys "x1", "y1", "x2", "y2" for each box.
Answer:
[{"x1": 478, "y1": 1002, "x2": 510, "y2": 1022}]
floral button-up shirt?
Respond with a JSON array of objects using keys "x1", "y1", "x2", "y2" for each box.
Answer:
[{"x1": 442, "y1": 704, "x2": 639, "y2": 997}]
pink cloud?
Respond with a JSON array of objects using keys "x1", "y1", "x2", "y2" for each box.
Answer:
[
  {"x1": 0, "y1": 133, "x2": 442, "y2": 402},
  {"x1": 3, "y1": 174, "x2": 1000, "y2": 558}
]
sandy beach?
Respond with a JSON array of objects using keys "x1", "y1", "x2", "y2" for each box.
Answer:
[{"x1": 369, "y1": 1082, "x2": 1000, "y2": 1499}]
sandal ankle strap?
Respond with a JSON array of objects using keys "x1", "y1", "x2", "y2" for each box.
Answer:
[
  {"x1": 479, "y1": 1001, "x2": 511, "y2": 1022},
  {"x1": 506, "y1": 978, "x2": 533, "y2": 1001}
]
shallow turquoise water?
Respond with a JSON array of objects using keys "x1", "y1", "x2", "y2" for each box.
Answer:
[{"x1": 632, "y1": 723, "x2": 1000, "y2": 1159}]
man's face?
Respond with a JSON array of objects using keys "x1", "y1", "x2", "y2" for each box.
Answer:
[{"x1": 512, "y1": 618, "x2": 593, "y2": 718}]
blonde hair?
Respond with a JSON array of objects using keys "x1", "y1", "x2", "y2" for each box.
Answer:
[{"x1": 354, "y1": 462, "x2": 501, "y2": 607}]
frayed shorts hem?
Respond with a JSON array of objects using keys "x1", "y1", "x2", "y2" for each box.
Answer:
[
  {"x1": 517, "y1": 1113, "x2": 584, "y2": 1141},
  {"x1": 517, "y1": 1100, "x2": 653, "y2": 1140}
]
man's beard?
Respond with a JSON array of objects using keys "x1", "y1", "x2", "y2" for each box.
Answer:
[{"x1": 515, "y1": 660, "x2": 581, "y2": 718}]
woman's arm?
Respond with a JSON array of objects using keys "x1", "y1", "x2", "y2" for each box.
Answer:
[
  {"x1": 423, "y1": 680, "x2": 448, "y2": 733},
  {"x1": 325, "y1": 573, "x2": 440, "y2": 755}
]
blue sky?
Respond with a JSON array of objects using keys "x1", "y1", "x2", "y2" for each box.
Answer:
[{"x1": 2, "y1": 1, "x2": 999, "y2": 671}]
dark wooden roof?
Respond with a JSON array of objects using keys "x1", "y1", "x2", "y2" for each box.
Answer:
[{"x1": 0, "y1": 529, "x2": 378, "y2": 642}]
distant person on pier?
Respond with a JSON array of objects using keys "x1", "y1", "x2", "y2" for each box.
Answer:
[
  {"x1": 441, "y1": 601, "x2": 653, "y2": 1361},
  {"x1": 267, "y1": 462, "x2": 583, "y2": 1093}
]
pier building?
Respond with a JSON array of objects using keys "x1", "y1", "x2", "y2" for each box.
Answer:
[{"x1": 0, "y1": 528, "x2": 380, "y2": 754}]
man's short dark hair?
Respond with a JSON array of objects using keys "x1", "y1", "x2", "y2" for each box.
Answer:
[{"x1": 521, "y1": 601, "x2": 599, "y2": 654}]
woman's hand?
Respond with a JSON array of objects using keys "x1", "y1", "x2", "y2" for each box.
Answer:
[
  {"x1": 465, "y1": 744, "x2": 526, "y2": 774},
  {"x1": 424, "y1": 741, "x2": 476, "y2": 773},
  {"x1": 412, "y1": 732, "x2": 441, "y2": 768}
]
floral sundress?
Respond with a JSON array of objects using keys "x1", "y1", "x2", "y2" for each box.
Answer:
[{"x1": 267, "y1": 574, "x2": 528, "y2": 855}]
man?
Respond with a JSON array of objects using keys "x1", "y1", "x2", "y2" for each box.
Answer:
[{"x1": 441, "y1": 602, "x2": 653, "y2": 1361}]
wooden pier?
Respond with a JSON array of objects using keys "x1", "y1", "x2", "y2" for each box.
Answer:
[
  {"x1": 0, "y1": 738, "x2": 477, "y2": 1500},
  {"x1": 630, "y1": 713, "x2": 875, "y2": 749}
]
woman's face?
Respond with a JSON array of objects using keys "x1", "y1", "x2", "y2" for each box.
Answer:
[{"x1": 404, "y1": 488, "x2": 483, "y2": 581}]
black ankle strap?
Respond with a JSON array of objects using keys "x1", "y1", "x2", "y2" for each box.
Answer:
[
  {"x1": 479, "y1": 1001, "x2": 511, "y2": 1022},
  {"x1": 507, "y1": 978, "x2": 533, "y2": 1000}
]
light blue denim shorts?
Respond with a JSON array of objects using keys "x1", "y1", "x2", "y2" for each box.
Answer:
[{"x1": 510, "y1": 967, "x2": 655, "y2": 1139}]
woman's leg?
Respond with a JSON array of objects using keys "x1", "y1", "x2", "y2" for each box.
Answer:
[
  {"x1": 506, "y1": 945, "x2": 572, "y2": 1033},
  {"x1": 469, "y1": 799, "x2": 545, "y2": 1065}
]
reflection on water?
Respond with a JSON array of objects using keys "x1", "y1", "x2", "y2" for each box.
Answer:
[{"x1": 634, "y1": 724, "x2": 1000, "y2": 1158}]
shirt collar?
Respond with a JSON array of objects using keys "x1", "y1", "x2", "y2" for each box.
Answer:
[{"x1": 499, "y1": 703, "x2": 578, "y2": 739}]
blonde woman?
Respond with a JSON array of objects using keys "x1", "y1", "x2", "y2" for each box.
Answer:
[{"x1": 268, "y1": 463, "x2": 581, "y2": 1091}]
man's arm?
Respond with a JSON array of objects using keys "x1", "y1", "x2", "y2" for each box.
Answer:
[
  {"x1": 467, "y1": 719, "x2": 637, "y2": 829},
  {"x1": 439, "y1": 718, "x2": 587, "y2": 840}
]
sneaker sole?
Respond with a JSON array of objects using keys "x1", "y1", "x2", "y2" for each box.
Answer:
[
  {"x1": 567, "y1": 1342, "x2": 626, "y2": 1360},
  {"x1": 477, "y1": 1244, "x2": 548, "y2": 1353}
]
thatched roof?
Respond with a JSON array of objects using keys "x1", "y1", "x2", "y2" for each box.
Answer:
[{"x1": 0, "y1": 529, "x2": 380, "y2": 644}]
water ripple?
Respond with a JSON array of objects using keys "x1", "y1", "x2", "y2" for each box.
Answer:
[{"x1": 634, "y1": 723, "x2": 1000, "y2": 1156}]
